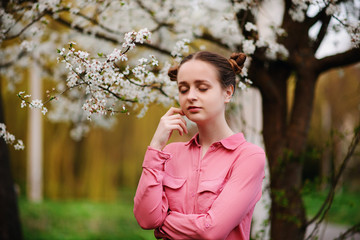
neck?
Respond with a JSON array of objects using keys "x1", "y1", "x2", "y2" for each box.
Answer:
[{"x1": 196, "y1": 115, "x2": 233, "y2": 148}]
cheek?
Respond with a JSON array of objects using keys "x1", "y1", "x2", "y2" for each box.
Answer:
[{"x1": 178, "y1": 95, "x2": 186, "y2": 108}]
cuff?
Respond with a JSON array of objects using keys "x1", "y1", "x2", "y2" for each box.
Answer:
[{"x1": 143, "y1": 146, "x2": 172, "y2": 171}]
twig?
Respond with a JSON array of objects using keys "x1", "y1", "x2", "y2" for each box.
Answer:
[
  {"x1": 305, "y1": 127, "x2": 360, "y2": 239},
  {"x1": 334, "y1": 222, "x2": 360, "y2": 240},
  {"x1": 4, "y1": 12, "x2": 47, "y2": 40},
  {"x1": 0, "y1": 51, "x2": 26, "y2": 69}
]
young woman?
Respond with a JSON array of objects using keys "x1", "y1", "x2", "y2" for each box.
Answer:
[{"x1": 134, "y1": 51, "x2": 265, "y2": 240}]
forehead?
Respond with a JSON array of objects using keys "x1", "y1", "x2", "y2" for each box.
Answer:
[{"x1": 177, "y1": 60, "x2": 219, "y2": 84}]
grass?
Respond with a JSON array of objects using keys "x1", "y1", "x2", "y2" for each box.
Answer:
[
  {"x1": 302, "y1": 187, "x2": 360, "y2": 226},
  {"x1": 19, "y1": 188, "x2": 360, "y2": 239},
  {"x1": 19, "y1": 189, "x2": 154, "y2": 240}
]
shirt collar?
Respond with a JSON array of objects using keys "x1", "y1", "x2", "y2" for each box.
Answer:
[{"x1": 185, "y1": 132, "x2": 246, "y2": 150}]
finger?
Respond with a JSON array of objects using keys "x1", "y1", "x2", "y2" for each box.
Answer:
[
  {"x1": 176, "y1": 118, "x2": 188, "y2": 134},
  {"x1": 164, "y1": 107, "x2": 183, "y2": 117},
  {"x1": 169, "y1": 119, "x2": 187, "y2": 135},
  {"x1": 170, "y1": 115, "x2": 188, "y2": 134},
  {"x1": 166, "y1": 114, "x2": 186, "y2": 123},
  {"x1": 170, "y1": 124, "x2": 184, "y2": 136}
]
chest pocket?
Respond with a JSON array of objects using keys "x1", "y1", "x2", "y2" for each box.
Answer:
[
  {"x1": 197, "y1": 178, "x2": 226, "y2": 213},
  {"x1": 163, "y1": 173, "x2": 186, "y2": 212}
]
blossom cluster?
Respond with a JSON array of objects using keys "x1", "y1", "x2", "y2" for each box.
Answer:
[
  {"x1": 18, "y1": 92, "x2": 48, "y2": 115},
  {"x1": 0, "y1": 9, "x2": 16, "y2": 42},
  {"x1": 347, "y1": 22, "x2": 360, "y2": 47},
  {"x1": 122, "y1": 28, "x2": 152, "y2": 50},
  {"x1": 0, "y1": 123, "x2": 24, "y2": 150},
  {"x1": 288, "y1": 0, "x2": 360, "y2": 47},
  {"x1": 51, "y1": 29, "x2": 179, "y2": 127},
  {"x1": 171, "y1": 39, "x2": 191, "y2": 62},
  {"x1": 289, "y1": 0, "x2": 309, "y2": 22},
  {"x1": 241, "y1": 36, "x2": 289, "y2": 60}
]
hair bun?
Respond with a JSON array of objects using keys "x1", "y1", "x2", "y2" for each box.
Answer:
[
  {"x1": 229, "y1": 53, "x2": 246, "y2": 74},
  {"x1": 168, "y1": 66, "x2": 178, "y2": 81}
]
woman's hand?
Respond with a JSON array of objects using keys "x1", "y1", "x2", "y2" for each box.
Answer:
[{"x1": 150, "y1": 107, "x2": 188, "y2": 150}]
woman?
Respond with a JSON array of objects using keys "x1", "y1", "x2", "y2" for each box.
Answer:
[{"x1": 134, "y1": 51, "x2": 265, "y2": 240}]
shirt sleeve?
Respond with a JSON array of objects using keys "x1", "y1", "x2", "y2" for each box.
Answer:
[
  {"x1": 159, "y1": 152, "x2": 266, "y2": 240},
  {"x1": 133, "y1": 146, "x2": 172, "y2": 229}
]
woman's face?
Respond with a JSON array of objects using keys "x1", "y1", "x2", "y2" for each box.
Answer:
[{"x1": 177, "y1": 60, "x2": 233, "y2": 125}]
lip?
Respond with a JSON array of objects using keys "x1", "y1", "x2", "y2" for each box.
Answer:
[{"x1": 187, "y1": 106, "x2": 202, "y2": 112}]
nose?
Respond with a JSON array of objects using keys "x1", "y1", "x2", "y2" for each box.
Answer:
[{"x1": 187, "y1": 87, "x2": 197, "y2": 101}]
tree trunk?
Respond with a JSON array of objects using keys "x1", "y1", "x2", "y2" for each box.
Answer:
[
  {"x1": 252, "y1": 56, "x2": 318, "y2": 239},
  {"x1": 27, "y1": 61, "x2": 43, "y2": 202},
  {"x1": 0, "y1": 84, "x2": 23, "y2": 240}
]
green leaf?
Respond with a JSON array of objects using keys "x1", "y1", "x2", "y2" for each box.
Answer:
[{"x1": 354, "y1": 126, "x2": 360, "y2": 135}]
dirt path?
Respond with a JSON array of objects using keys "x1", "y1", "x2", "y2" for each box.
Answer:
[{"x1": 306, "y1": 222, "x2": 360, "y2": 240}]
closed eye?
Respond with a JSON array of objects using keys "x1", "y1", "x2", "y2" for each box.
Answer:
[
  {"x1": 198, "y1": 84, "x2": 209, "y2": 92},
  {"x1": 178, "y1": 86, "x2": 189, "y2": 94}
]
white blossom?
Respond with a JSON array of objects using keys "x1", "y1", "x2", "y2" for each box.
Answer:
[
  {"x1": 0, "y1": 123, "x2": 24, "y2": 150},
  {"x1": 242, "y1": 40, "x2": 256, "y2": 55},
  {"x1": 20, "y1": 40, "x2": 36, "y2": 52},
  {"x1": 41, "y1": 107, "x2": 48, "y2": 115},
  {"x1": 245, "y1": 22, "x2": 257, "y2": 32},
  {"x1": 138, "y1": 58, "x2": 148, "y2": 64},
  {"x1": 14, "y1": 140, "x2": 25, "y2": 150},
  {"x1": 238, "y1": 81, "x2": 247, "y2": 90},
  {"x1": 107, "y1": 48, "x2": 122, "y2": 62},
  {"x1": 326, "y1": 4, "x2": 340, "y2": 16},
  {"x1": 30, "y1": 99, "x2": 44, "y2": 109},
  {"x1": 289, "y1": 0, "x2": 308, "y2": 22},
  {"x1": 171, "y1": 39, "x2": 190, "y2": 60}
]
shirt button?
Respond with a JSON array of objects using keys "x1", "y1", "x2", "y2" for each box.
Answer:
[
  {"x1": 191, "y1": 193, "x2": 195, "y2": 197},
  {"x1": 205, "y1": 223, "x2": 210, "y2": 228}
]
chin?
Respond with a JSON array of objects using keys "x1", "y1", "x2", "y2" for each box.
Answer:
[{"x1": 185, "y1": 114, "x2": 207, "y2": 124}]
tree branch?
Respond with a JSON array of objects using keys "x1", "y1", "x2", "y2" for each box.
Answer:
[
  {"x1": 312, "y1": 14, "x2": 332, "y2": 52},
  {"x1": 0, "y1": 51, "x2": 26, "y2": 69},
  {"x1": 72, "y1": 10, "x2": 122, "y2": 35},
  {"x1": 334, "y1": 222, "x2": 360, "y2": 240},
  {"x1": 284, "y1": 0, "x2": 293, "y2": 14},
  {"x1": 53, "y1": 15, "x2": 172, "y2": 56},
  {"x1": 305, "y1": 126, "x2": 360, "y2": 232},
  {"x1": 316, "y1": 48, "x2": 360, "y2": 74},
  {"x1": 195, "y1": 31, "x2": 230, "y2": 50},
  {"x1": 134, "y1": 0, "x2": 174, "y2": 33},
  {"x1": 4, "y1": 11, "x2": 46, "y2": 40},
  {"x1": 307, "y1": 7, "x2": 327, "y2": 27}
]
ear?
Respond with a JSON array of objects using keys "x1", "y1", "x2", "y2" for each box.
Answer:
[{"x1": 224, "y1": 85, "x2": 234, "y2": 103}]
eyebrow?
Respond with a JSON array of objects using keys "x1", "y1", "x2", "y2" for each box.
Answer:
[{"x1": 178, "y1": 79, "x2": 211, "y2": 85}]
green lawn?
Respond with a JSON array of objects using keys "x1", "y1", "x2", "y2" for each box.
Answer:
[
  {"x1": 302, "y1": 188, "x2": 360, "y2": 226},
  {"x1": 18, "y1": 188, "x2": 360, "y2": 239},
  {"x1": 19, "y1": 189, "x2": 154, "y2": 240}
]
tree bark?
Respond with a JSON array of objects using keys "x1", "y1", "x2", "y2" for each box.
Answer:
[
  {"x1": 0, "y1": 83, "x2": 23, "y2": 240},
  {"x1": 250, "y1": 51, "x2": 319, "y2": 239}
]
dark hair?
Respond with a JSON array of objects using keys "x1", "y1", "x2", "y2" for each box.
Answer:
[{"x1": 168, "y1": 51, "x2": 246, "y2": 93}]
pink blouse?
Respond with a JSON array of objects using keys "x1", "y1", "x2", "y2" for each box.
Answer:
[{"x1": 134, "y1": 133, "x2": 265, "y2": 240}]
